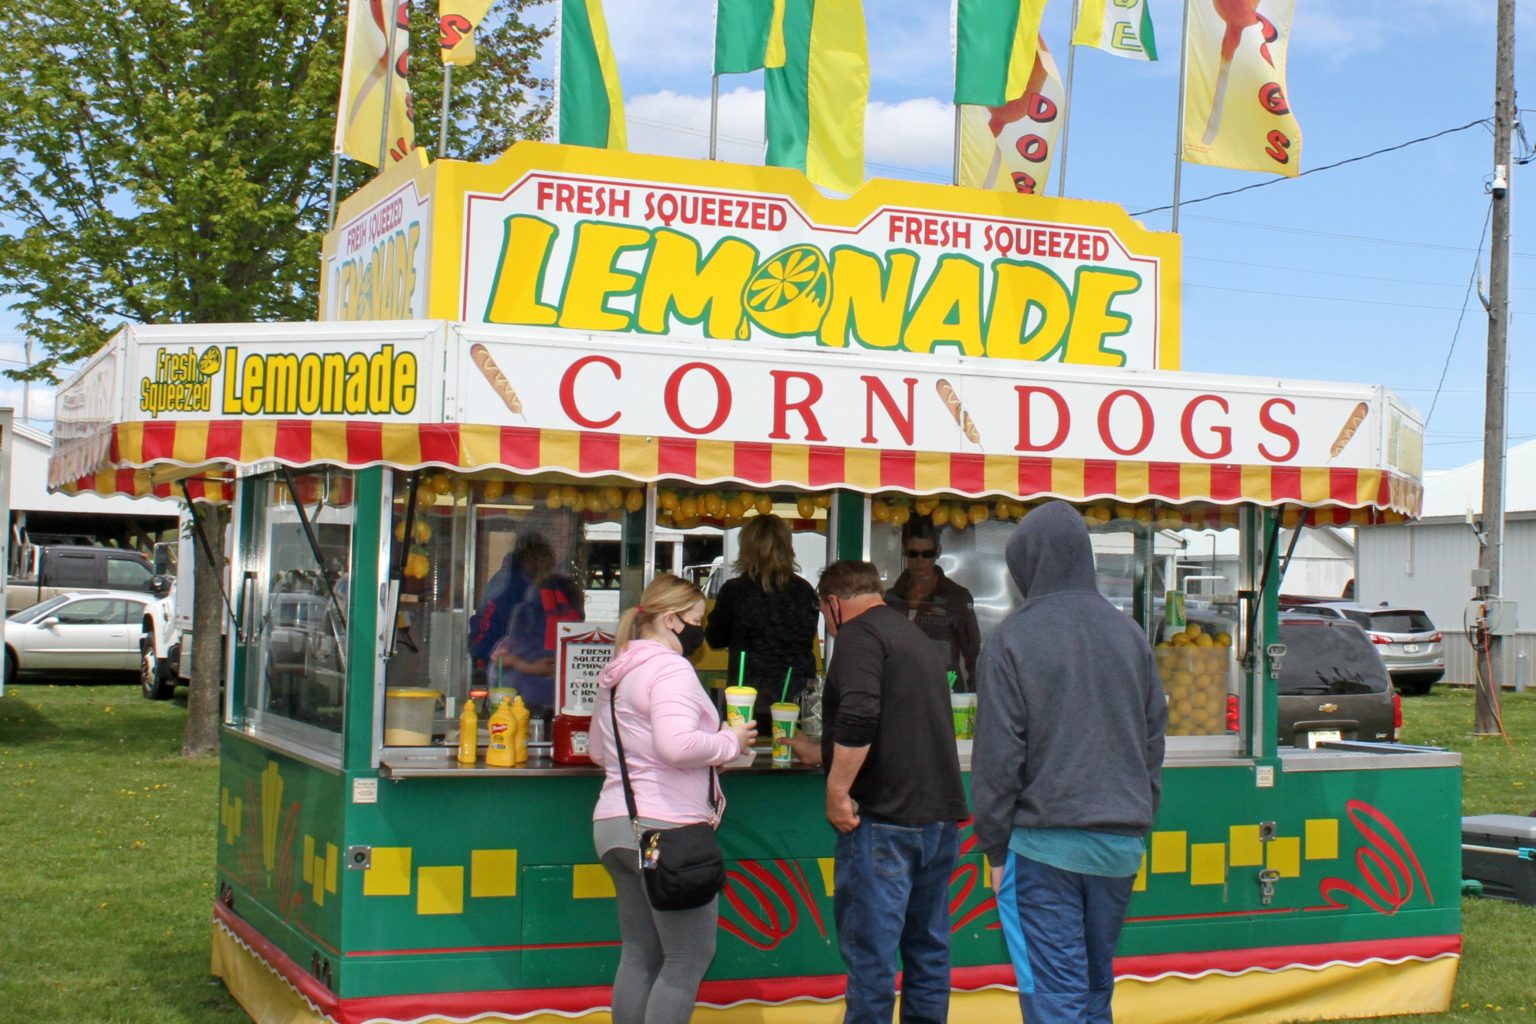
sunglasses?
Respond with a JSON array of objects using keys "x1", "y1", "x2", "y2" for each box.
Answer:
[{"x1": 904, "y1": 548, "x2": 938, "y2": 559}]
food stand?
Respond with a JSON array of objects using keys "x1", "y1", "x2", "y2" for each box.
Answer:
[{"x1": 48, "y1": 142, "x2": 1459, "y2": 1024}]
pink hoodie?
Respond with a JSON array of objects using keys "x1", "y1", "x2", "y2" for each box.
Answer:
[{"x1": 589, "y1": 639, "x2": 741, "y2": 825}]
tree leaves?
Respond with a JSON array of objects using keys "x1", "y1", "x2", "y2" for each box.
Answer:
[{"x1": 0, "y1": 0, "x2": 551, "y2": 381}]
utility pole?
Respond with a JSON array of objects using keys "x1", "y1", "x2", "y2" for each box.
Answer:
[{"x1": 1475, "y1": 0, "x2": 1515, "y2": 735}]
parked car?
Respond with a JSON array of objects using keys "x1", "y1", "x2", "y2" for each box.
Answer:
[
  {"x1": 4, "y1": 591, "x2": 170, "y2": 682},
  {"x1": 1276, "y1": 613, "x2": 1400, "y2": 747},
  {"x1": 1292, "y1": 601, "x2": 1445, "y2": 695}
]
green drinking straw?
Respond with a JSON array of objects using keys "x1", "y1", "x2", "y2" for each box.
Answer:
[
  {"x1": 781, "y1": 667, "x2": 794, "y2": 703},
  {"x1": 737, "y1": 651, "x2": 746, "y2": 687}
]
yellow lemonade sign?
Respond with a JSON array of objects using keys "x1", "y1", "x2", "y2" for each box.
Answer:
[{"x1": 450, "y1": 144, "x2": 1180, "y2": 370}]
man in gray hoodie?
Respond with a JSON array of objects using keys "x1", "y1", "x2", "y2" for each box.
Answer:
[{"x1": 971, "y1": 501, "x2": 1167, "y2": 1024}]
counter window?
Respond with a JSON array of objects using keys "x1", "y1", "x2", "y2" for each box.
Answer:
[
  {"x1": 383, "y1": 476, "x2": 639, "y2": 747},
  {"x1": 242, "y1": 470, "x2": 354, "y2": 749}
]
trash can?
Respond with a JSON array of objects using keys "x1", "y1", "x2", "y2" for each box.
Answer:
[{"x1": 1461, "y1": 814, "x2": 1536, "y2": 904}]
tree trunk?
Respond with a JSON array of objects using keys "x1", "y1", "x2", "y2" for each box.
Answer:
[{"x1": 182, "y1": 503, "x2": 230, "y2": 757}]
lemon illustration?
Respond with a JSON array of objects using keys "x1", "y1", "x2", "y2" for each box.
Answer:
[
  {"x1": 743, "y1": 245, "x2": 831, "y2": 336},
  {"x1": 198, "y1": 345, "x2": 222, "y2": 376}
]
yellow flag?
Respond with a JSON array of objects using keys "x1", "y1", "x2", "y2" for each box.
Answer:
[
  {"x1": 336, "y1": 0, "x2": 416, "y2": 166},
  {"x1": 440, "y1": 0, "x2": 495, "y2": 67},
  {"x1": 959, "y1": 37, "x2": 1064, "y2": 194},
  {"x1": 1182, "y1": 0, "x2": 1301, "y2": 175}
]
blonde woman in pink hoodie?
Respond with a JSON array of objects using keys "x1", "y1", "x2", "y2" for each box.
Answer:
[{"x1": 589, "y1": 574, "x2": 757, "y2": 1024}]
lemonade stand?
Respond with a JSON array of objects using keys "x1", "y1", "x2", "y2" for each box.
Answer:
[{"x1": 47, "y1": 142, "x2": 1459, "y2": 1024}]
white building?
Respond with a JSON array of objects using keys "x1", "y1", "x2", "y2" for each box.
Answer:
[{"x1": 1355, "y1": 438, "x2": 1536, "y2": 686}]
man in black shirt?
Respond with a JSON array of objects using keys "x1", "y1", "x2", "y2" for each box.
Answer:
[{"x1": 793, "y1": 560, "x2": 969, "y2": 1024}]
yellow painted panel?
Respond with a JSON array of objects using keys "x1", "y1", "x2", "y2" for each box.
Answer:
[
  {"x1": 303, "y1": 835, "x2": 315, "y2": 885},
  {"x1": 818, "y1": 857, "x2": 836, "y2": 896},
  {"x1": 1229, "y1": 824, "x2": 1263, "y2": 867},
  {"x1": 1134, "y1": 852, "x2": 1148, "y2": 892},
  {"x1": 1189, "y1": 843, "x2": 1227, "y2": 886},
  {"x1": 1267, "y1": 836, "x2": 1301, "y2": 878},
  {"x1": 1306, "y1": 819, "x2": 1339, "y2": 861},
  {"x1": 572, "y1": 863, "x2": 616, "y2": 900},
  {"x1": 363, "y1": 847, "x2": 412, "y2": 897},
  {"x1": 417, "y1": 866, "x2": 465, "y2": 915},
  {"x1": 471, "y1": 849, "x2": 519, "y2": 898},
  {"x1": 325, "y1": 844, "x2": 338, "y2": 895},
  {"x1": 1150, "y1": 831, "x2": 1187, "y2": 874}
]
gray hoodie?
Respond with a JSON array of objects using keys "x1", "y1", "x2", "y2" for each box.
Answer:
[{"x1": 970, "y1": 501, "x2": 1168, "y2": 867}]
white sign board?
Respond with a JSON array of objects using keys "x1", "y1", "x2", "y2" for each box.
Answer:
[{"x1": 557, "y1": 622, "x2": 617, "y2": 713}]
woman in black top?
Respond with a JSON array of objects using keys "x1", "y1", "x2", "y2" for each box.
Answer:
[
  {"x1": 705, "y1": 513, "x2": 820, "y2": 727},
  {"x1": 884, "y1": 515, "x2": 981, "y2": 689}
]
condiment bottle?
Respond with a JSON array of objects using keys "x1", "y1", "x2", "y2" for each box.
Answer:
[
  {"x1": 457, "y1": 698, "x2": 479, "y2": 765},
  {"x1": 509, "y1": 696, "x2": 531, "y2": 764},
  {"x1": 553, "y1": 706, "x2": 594, "y2": 765},
  {"x1": 486, "y1": 696, "x2": 516, "y2": 767}
]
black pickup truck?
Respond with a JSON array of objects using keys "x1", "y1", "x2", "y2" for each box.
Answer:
[{"x1": 6, "y1": 545, "x2": 166, "y2": 613}]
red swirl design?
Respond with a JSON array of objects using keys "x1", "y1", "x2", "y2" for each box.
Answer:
[{"x1": 1317, "y1": 799, "x2": 1434, "y2": 915}]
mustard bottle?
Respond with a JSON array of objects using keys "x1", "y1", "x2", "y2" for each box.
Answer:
[
  {"x1": 509, "y1": 696, "x2": 531, "y2": 764},
  {"x1": 457, "y1": 697, "x2": 479, "y2": 766},
  {"x1": 486, "y1": 696, "x2": 516, "y2": 767}
]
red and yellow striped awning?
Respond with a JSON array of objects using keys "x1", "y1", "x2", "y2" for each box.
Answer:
[{"x1": 56, "y1": 419, "x2": 1422, "y2": 519}]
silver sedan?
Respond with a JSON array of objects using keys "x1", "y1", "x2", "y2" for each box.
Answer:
[{"x1": 4, "y1": 590, "x2": 156, "y2": 679}]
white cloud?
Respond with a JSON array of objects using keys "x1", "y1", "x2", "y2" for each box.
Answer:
[{"x1": 625, "y1": 87, "x2": 954, "y2": 186}]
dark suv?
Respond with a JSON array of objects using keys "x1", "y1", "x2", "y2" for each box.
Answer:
[{"x1": 1276, "y1": 613, "x2": 1400, "y2": 748}]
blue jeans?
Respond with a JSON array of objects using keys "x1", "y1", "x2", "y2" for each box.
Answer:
[
  {"x1": 834, "y1": 816, "x2": 959, "y2": 1024},
  {"x1": 1010, "y1": 852, "x2": 1136, "y2": 1024}
]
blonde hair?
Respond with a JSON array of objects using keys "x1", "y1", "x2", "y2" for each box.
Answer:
[
  {"x1": 616, "y1": 574, "x2": 704, "y2": 652},
  {"x1": 733, "y1": 513, "x2": 797, "y2": 592}
]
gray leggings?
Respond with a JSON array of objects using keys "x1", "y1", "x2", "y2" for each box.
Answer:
[{"x1": 601, "y1": 848, "x2": 718, "y2": 1024}]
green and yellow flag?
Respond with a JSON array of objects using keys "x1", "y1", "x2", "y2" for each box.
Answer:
[
  {"x1": 764, "y1": 0, "x2": 867, "y2": 194},
  {"x1": 440, "y1": 0, "x2": 495, "y2": 67},
  {"x1": 1072, "y1": 0, "x2": 1157, "y2": 60},
  {"x1": 952, "y1": 0, "x2": 1049, "y2": 107},
  {"x1": 557, "y1": 0, "x2": 626, "y2": 149},
  {"x1": 715, "y1": 0, "x2": 787, "y2": 74}
]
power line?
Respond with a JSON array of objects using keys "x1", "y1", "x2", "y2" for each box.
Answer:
[
  {"x1": 1132, "y1": 119, "x2": 1492, "y2": 217},
  {"x1": 1425, "y1": 205, "x2": 1493, "y2": 429}
]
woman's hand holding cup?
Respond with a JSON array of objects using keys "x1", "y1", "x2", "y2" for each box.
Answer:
[{"x1": 725, "y1": 719, "x2": 758, "y2": 755}]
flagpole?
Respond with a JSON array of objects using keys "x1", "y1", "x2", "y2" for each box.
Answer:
[
  {"x1": 1057, "y1": 0, "x2": 1081, "y2": 197},
  {"x1": 709, "y1": 74, "x2": 720, "y2": 159},
  {"x1": 1170, "y1": 0, "x2": 1191, "y2": 231},
  {"x1": 327, "y1": 151, "x2": 342, "y2": 232},
  {"x1": 379, "y1": 0, "x2": 403, "y2": 170},
  {"x1": 952, "y1": 106, "x2": 963, "y2": 186},
  {"x1": 439, "y1": 65, "x2": 453, "y2": 158}
]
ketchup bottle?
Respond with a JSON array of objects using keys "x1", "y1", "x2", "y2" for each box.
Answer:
[{"x1": 553, "y1": 706, "x2": 594, "y2": 765}]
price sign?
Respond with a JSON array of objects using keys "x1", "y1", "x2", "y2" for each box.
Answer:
[{"x1": 557, "y1": 623, "x2": 617, "y2": 713}]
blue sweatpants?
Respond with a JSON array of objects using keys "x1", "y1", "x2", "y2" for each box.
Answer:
[{"x1": 1008, "y1": 852, "x2": 1135, "y2": 1024}]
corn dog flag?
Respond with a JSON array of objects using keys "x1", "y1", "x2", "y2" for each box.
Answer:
[
  {"x1": 715, "y1": 0, "x2": 787, "y2": 74},
  {"x1": 335, "y1": 0, "x2": 416, "y2": 166},
  {"x1": 958, "y1": 36, "x2": 1064, "y2": 194},
  {"x1": 556, "y1": 0, "x2": 627, "y2": 150},
  {"x1": 1182, "y1": 0, "x2": 1302, "y2": 175},
  {"x1": 1072, "y1": 0, "x2": 1157, "y2": 60},
  {"x1": 440, "y1": 0, "x2": 495, "y2": 66},
  {"x1": 764, "y1": 0, "x2": 868, "y2": 194},
  {"x1": 952, "y1": 0, "x2": 1050, "y2": 106}
]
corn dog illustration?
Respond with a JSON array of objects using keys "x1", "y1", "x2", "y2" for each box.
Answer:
[
  {"x1": 1201, "y1": 0, "x2": 1263, "y2": 146},
  {"x1": 936, "y1": 379, "x2": 982, "y2": 445},
  {"x1": 1330, "y1": 402, "x2": 1369, "y2": 459},
  {"x1": 469, "y1": 343, "x2": 525, "y2": 420}
]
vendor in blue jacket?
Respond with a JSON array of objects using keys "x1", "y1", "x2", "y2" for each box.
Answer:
[{"x1": 971, "y1": 501, "x2": 1168, "y2": 1024}]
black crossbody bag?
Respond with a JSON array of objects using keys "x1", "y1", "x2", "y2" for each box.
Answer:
[{"x1": 609, "y1": 683, "x2": 727, "y2": 911}]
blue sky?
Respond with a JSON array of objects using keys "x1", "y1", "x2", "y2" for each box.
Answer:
[{"x1": 4, "y1": 0, "x2": 1529, "y2": 474}]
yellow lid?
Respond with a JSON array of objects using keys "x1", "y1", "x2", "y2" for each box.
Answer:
[{"x1": 385, "y1": 688, "x2": 439, "y2": 700}]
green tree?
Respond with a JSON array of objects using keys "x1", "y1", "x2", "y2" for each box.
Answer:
[
  {"x1": 0, "y1": 0, "x2": 550, "y2": 382},
  {"x1": 0, "y1": 0, "x2": 550, "y2": 754}
]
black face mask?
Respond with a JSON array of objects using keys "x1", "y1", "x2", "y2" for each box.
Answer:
[{"x1": 672, "y1": 621, "x2": 706, "y2": 658}]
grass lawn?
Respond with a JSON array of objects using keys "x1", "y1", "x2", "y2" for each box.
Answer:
[{"x1": 1, "y1": 682, "x2": 1534, "y2": 1024}]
